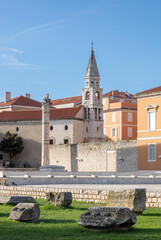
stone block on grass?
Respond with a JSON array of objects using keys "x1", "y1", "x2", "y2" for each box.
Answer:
[
  {"x1": 106, "y1": 189, "x2": 146, "y2": 214},
  {"x1": 9, "y1": 203, "x2": 40, "y2": 222},
  {"x1": 78, "y1": 207, "x2": 137, "y2": 230},
  {"x1": 0, "y1": 196, "x2": 34, "y2": 205},
  {"x1": 46, "y1": 192, "x2": 72, "y2": 207}
]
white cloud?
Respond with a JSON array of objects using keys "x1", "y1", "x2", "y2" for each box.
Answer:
[
  {"x1": 7, "y1": 21, "x2": 63, "y2": 41},
  {"x1": 0, "y1": 48, "x2": 40, "y2": 70},
  {"x1": 0, "y1": 47, "x2": 23, "y2": 54}
]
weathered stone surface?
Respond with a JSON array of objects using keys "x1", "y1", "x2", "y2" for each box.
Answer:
[
  {"x1": 9, "y1": 203, "x2": 40, "y2": 221},
  {"x1": 0, "y1": 178, "x2": 7, "y2": 185},
  {"x1": 107, "y1": 189, "x2": 146, "y2": 214},
  {"x1": 46, "y1": 192, "x2": 72, "y2": 207},
  {"x1": 78, "y1": 207, "x2": 137, "y2": 229},
  {"x1": 0, "y1": 196, "x2": 34, "y2": 205}
]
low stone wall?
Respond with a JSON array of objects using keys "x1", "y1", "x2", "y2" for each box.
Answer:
[{"x1": 0, "y1": 186, "x2": 160, "y2": 208}]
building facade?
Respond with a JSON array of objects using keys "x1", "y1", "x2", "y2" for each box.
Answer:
[
  {"x1": 103, "y1": 91, "x2": 137, "y2": 140},
  {"x1": 136, "y1": 86, "x2": 161, "y2": 170}
]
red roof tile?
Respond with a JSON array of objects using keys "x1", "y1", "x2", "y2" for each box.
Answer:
[
  {"x1": 0, "y1": 106, "x2": 83, "y2": 122},
  {"x1": 0, "y1": 96, "x2": 41, "y2": 108},
  {"x1": 136, "y1": 86, "x2": 161, "y2": 95},
  {"x1": 51, "y1": 95, "x2": 82, "y2": 106}
]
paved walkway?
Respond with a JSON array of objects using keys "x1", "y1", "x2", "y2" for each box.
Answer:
[{"x1": 24, "y1": 184, "x2": 161, "y2": 192}]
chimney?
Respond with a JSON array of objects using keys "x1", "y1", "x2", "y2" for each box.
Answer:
[
  {"x1": 25, "y1": 93, "x2": 30, "y2": 98},
  {"x1": 5, "y1": 92, "x2": 11, "y2": 103}
]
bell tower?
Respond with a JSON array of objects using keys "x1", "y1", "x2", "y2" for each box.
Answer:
[{"x1": 82, "y1": 46, "x2": 104, "y2": 141}]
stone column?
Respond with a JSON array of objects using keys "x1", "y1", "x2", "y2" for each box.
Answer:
[{"x1": 41, "y1": 94, "x2": 52, "y2": 166}]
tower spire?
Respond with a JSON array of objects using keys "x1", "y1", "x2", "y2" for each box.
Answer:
[
  {"x1": 91, "y1": 40, "x2": 94, "y2": 50},
  {"x1": 85, "y1": 45, "x2": 99, "y2": 78}
]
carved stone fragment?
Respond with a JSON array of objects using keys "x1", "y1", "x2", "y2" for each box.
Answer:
[{"x1": 78, "y1": 207, "x2": 137, "y2": 230}]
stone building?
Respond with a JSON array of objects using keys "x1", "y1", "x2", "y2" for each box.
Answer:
[{"x1": 0, "y1": 48, "x2": 104, "y2": 167}]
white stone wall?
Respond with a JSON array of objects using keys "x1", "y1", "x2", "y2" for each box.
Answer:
[
  {"x1": 0, "y1": 121, "x2": 42, "y2": 168},
  {"x1": 49, "y1": 144, "x2": 71, "y2": 171},
  {"x1": 50, "y1": 119, "x2": 74, "y2": 144},
  {"x1": 49, "y1": 140, "x2": 137, "y2": 172}
]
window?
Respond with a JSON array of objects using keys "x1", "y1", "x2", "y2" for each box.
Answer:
[
  {"x1": 148, "y1": 111, "x2": 156, "y2": 130},
  {"x1": 49, "y1": 139, "x2": 53, "y2": 145},
  {"x1": 86, "y1": 127, "x2": 88, "y2": 132},
  {"x1": 104, "y1": 128, "x2": 106, "y2": 136},
  {"x1": 98, "y1": 108, "x2": 101, "y2": 120},
  {"x1": 112, "y1": 112, "x2": 116, "y2": 122},
  {"x1": 95, "y1": 91, "x2": 99, "y2": 101},
  {"x1": 65, "y1": 125, "x2": 68, "y2": 130},
  {"x1": 95, "y1": 108, "x2": 97, "y2": 119},
  {"x1": 64, "y1": 139, "x2": 69, "y2": 144},
  {"x1": 120, "y1": 99, "x2": 124, "y2": 102},
  {"x1": 86, "y1": 91, "x2": 90, "y2": 100},
  {"x1": 103, "y1": 113, "x2": 106, "y2": 122},
  {"x1": 128, "y1": 127, "x2": 132, "y2": 137},
  {"x1": 102, "y1": 98, "x2": 106, "y2": 105},
  {"x1": 88, "y1": 108, "x2": 90, "y2": 119},
  {"x1": 50, "y1": 126, "x2": 53, "y2": 131},
  {"x1": 148, "y1": 144, "x2": 156, "y2": 162},
  {"x1": 128, "y1": 113, "x2": 132, "y2": 122},
  {"x1": 16, "y1": 127, "x2": 19, "y2": 132},
  {"x1": 84, "y1": 108, "x2": 87, "y2": 119},
  {"x1": 111, "y1": 127, "x2": 117, "y2": 137},
  {"x1": 0, "y1": 154, "x2": 3, "y2": 160},
  {"x1": 132, "y1": 101, "x2": 136, "y2": 103},
  {"x1": 97, "y1": 127, "x2": 99, "y2": 132}
]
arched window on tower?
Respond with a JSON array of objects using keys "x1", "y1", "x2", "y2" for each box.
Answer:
[
  {"x1": 86, "y1": 91, "x2": 90, "y2": 100},
  {"x1": 95, "y1": 91, "x2": 99, "y2": 101}
]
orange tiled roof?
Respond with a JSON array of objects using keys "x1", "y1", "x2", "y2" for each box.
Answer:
[
  {"x1": 0, "y1": 96, "x2": 41, "y2": 108},
  {"x1": 51, "y1": 95, "x2": 82, "y2": 106},
  {"x1": 103, "y1": 90, "x2": 135, "y2": 98},
  {"x1": 0, "y1": 106, "x2": 83, "y2": 122},
  {"x1": 136, "y1": 86, "x2": 161, "y2": 95}
]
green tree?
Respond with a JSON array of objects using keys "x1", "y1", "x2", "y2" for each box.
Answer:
[{"x1": 0, "y1": 131, "x2": 24, "y2": 166}]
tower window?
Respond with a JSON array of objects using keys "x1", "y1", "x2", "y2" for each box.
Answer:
[
  {"x1": 98, "y1": 108, "x2": 101, "y2": 120},
  {"x1": 49, "y1": 139, "x2": 53, "y2": 145},
  {"x1": 84, "y1": 108, "x2": 87, "y2": 119},
  {"x1": 65, "y1": 125, "x2": 68, "y2": 130},
  {"x1": 97, "y1": 127, "x2": 99, "y2": 131},
  {"x1": 88, "y1": 108, "x2": 90, "y2": 119},
  {"x1": 86, "y1": 127, "x2": 88, "y2": 132},
  {"x1": 95, "y1": 91, "x2": 99, "y2": 101},
  {"x1": 16, "y1": 127, "x2": 19, "y2": 132},
  {"x1": 95, "y1": 108, "x2": 97, "y2": 119},
  {"x1": 86, "y1": 91, "x2": 90, "y2": 100},
  {"x1": 50, "y1": 126, "x2": 53, "y2": 131},
  {"x1": 64, "y1": 139, "x2": 69, "y2": 144}
]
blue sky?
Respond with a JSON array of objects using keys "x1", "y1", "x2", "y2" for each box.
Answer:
[{"x1": 0, "y1": 0, "x2": 161, "y2": 101}]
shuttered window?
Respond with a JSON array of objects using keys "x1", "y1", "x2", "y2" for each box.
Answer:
[
  {"x1": 128, "y1": 127, "x2": 132, "y2": 137},
  {"x1": 111, "y1": 128, "x2": 117, "y2": 137},
  {"x1": 148, "y1": 111, "x2": 156, "y2": 130},
  {"x1": 148, "y1": 144, "x2": 156, "y2": 162},
  {"x1": 112, "y1": 112, "x2": 116, "y2": 122}
]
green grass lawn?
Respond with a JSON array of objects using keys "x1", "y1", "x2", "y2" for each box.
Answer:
[{"x1": 0, "y1": 199, "x2": 161, "y2": 240}]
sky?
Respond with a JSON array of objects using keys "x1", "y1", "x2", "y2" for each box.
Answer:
[{"x1": 0, "y1": 0, "x2": 161, "y2": 102}]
